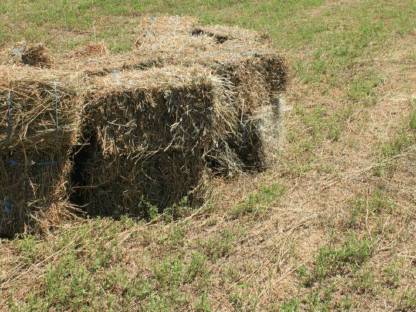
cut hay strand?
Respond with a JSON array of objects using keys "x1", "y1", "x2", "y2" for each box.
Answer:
[{"x1": 0, "y1": 66, "x2": 83, "y2": 237}]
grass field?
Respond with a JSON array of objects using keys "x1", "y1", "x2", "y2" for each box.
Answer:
[{"x1": 1, "y1": 0, "x2": 416, "y2": 311}]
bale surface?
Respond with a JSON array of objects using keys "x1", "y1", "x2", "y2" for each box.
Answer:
[
  {"x1": 135, "y1": 15, "x2": 199, "y2": 48},
  {"x1": 55, "y1": 19, "x2": 287, "y2": 174},
  {"x1": 72, "y1": 66, "x2": 236, "y2": 216},
  {"x1": 132, "y1": 17, "x2": 288, "y2": 173},
  {"x1": 0, "y1": 66, "x2": 82, "y2": 237},
  {"x1": 135, "y1": 16, "x2": 270, "y2": 47}
]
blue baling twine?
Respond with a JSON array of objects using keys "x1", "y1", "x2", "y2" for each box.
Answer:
[
  {"x1": 7, "y1": 159, "x2": 18, "y2": 167},
  {"x1": 3, "y1": 198, "x2": 12, "y2": 215},
  {"x1": 7, "y1": 159, "x2": 60, "y2": 167}
]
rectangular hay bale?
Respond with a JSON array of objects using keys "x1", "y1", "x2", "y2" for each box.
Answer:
[
  {"x1": 56, "y1": 18, "x2": 288, "y2": 175},
  {"x1": 0, "y1": 66, "x2": 82, "y2": 237},
  {"x1": 133, "y1": 19, "x2": 288, "y2": 173},
  {"x1": 72, "y1": 65, "x2": 236, "y2": 216}
]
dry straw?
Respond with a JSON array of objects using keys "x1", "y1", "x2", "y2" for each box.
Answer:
[
  {"x1": 71, "y1": 65, "x2": 236, "y2": 216},
  {"x1": 1, "y1": 16, "x2": 288, "y2": 235},
  {"x1": 56, "y1": 16, "x2": 288, "y2": 174},
  {"x1": 67, "y1": 42, "x2": 109, "y2": 59},
  {"x1": 133, "y1": 16, "x2": 288, "y2": 174},
  {"x1": 0, "y1": 66, "x2": 83, "y2": 237},
  {"x1": 6, "y1": 42, "x2": 52, "y2": 68}
]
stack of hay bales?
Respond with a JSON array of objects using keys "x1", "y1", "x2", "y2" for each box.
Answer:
[
  {"x1": 0, "y1": 66, "x2": 82, "y2": 237},
  {"x1": 1, "y1": 16, "x2": 288, "y2": 235},
  {"x1": 71, "y1": 66, "x2": 236, "y2": 217},
  {"x1": 57, "y1": 16, "x2": 288, "y2": 174}
]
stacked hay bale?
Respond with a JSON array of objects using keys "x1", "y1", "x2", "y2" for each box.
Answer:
[
  {"x1": 71, "y1": 66, "x2": 236, "y2": 217},
  {"x1": 57, "y1": 16, "x2": 288, "y2": 174},
  {"x1": 68, "y1": 42, "x2": 109, "y2": 58},
  {"x1": 133, "y1": 16, "x2": 288, "y2": 174},
  {"x1": 1, "y1": 17, "x2": 288, "y2": 230},
  {"x1": 0, "y1": 66, "x2": 83, "y2": 237}
]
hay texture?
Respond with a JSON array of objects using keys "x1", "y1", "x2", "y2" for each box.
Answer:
[
  {"x1": 68, "y1": 42, "x2": 109, "y2": 58},
  {"x1": 72, "y1": 65, "x2": 236, "y2": 217},
  {"x1": 135, "y1": 16, "x2": 270, "y2": 47},
  {"x1": 136, "y1": 15, "x2": 198, "y2": 47},
  {"x1": 133, "y1": 16, "x2": 288, "y2": 173},
  {"x1": 8, "y1": 42, "x2": 52, "y2": 68},
  {"x1": 0, "y1": 17, "x2": 288, "y2": 228},
  {"x1": 56, "y1": 17, "x2": 288, "y2": 174},
  {"x1": 0, "y1": 66, "x2": 82, "y2": 237}
]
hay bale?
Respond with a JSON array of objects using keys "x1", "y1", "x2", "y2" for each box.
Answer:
[
  {"x1": 56, "y1": 52, "x2": 162, "y2": 77},
  {"x1": 8, "y1": 42, "x2": 52, "y2": 68},
  {"x1": 135, "y1": 16, "x2": 269, "y2": 46},
  {"x1": 71, "y1": 65, "x2": 236, "y2": 217},
  {"x1": 133, "y1": 18, "x2": 288, "y2": 173},
  {"x1": 55, "y1": 17, "x2": 288, "y2": 174},
  {"x1": 227, "y1": 97, "x2": 285, "y2": 171},
  {"x1": 0, "y1": 66, "x2": 82, "y2": 237},
  {"x1": 190, "y1": 24, "x2": 270, "y2": 45}
]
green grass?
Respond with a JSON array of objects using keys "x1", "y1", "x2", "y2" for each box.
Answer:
[
  {"x1": 410, "y1": 103, "x2": 416, "y2": 130},
  {"x1": 352, "y1": 269, "x2": 376, "y2": 295},
  {"x1": 381, "y1": 130, "x2": 414, "y2": 159},
  {"x1": 347, "y1": 190, "x2": 395, "y2": 228},
  {"x1": 199, "y1": 229, "x2": 237, "y2": 261},
  {"x1": 397, "y1": 290, "x2": 416, "y2": 311},
  {"x1": 229, "y1": 183, "x2": 286, "y2": 219},
  {"x1": 347, "y1": 72, "x2": 383, "y2": 106},
  {"x1": 280, "y1": 298, "x2": 300, "y2": 312},
  {"x1": 373, "y1": 107, "x2": 416, "y2": 176},
  {"x1": 7, "y1": 220, "x2": 213, "y2": 311},
  {"x1": 300, "y1": 235, "x2": 374, "y2": 286}
]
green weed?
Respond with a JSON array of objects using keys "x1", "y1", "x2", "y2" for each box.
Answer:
[
  {"x1": 229, "y1": 183, "x2": 285, "y2": 219},
  {"x1": 347, "y1": 72, "x2": 383, "y2": 105},
  {"x1": 311, "y1": 236, "x2": 373, "y2": 283},
  {"x1": 200, "y1": 229, "x2": 236, "y2": 261},
  {"x1": 410, "y1": 106, "x2": 416, "y2": 130},
  {"x1": 280, "y1": 298, "x2": 300, "y2": 312}
]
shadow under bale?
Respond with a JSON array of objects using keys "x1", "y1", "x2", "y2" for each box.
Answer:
[
  {"x1": 71, "y1": 66, "x2": 236, "y2": 217},
  {"x1": 0, "y1": 66, "x2": 82, "y2": 237}
]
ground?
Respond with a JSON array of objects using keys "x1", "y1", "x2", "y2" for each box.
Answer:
[{"x1": 1, "y1": 0, "x2": 416, "y2": 311}]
